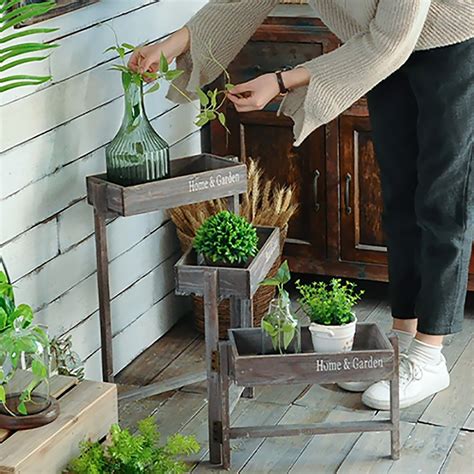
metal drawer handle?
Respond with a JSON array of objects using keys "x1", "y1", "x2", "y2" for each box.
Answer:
[
  {"x1": 313, "y1": 170, "x2": 321, "y2": 213},
  {"x1": 345, "y1": 173, "x2": 352, "y2": 215}
]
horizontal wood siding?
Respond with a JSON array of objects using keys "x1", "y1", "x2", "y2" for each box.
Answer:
[{"x1": 0, "y1": 0, "x2": 206, "y2": 379}]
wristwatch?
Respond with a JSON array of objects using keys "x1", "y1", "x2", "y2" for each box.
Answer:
[{"x1": 275, "y1": 66, "x2": 293, "y2": 96}]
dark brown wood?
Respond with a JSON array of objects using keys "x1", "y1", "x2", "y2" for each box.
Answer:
[
  {"x1": 218, "y1": 342, "x2": 231, "y2": 470},
  {"x1": 16, "y1": 0, "x2": 99, "y2": 26},
  {"x1": 389, "y1": 332, "x2": 401, "y2": 460},
  {"x1": 87, "y1": 155, "x2": 247, "y2": 217},
  {"x1": 0, "y1": 398, "x2": 59, "y2": 431},
  {"x1": 203, "y1": 270, "x2": 222, "y2": 465},
  {"x1": 229, "y1": 420, "x2": 395, "y2": 439},
  {"x1": 175, "y1": 226, "x2": 280, "y2": 299},
  {"x1": 93, "y1": 183, "x2": 114, "y2": 383},
  {"x1": 208, "y1": 14, "x2": 474, "y2": 290}
]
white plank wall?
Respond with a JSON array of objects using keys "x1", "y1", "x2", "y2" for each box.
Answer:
[{"x1": 0, "y1": 0, "x2": 207, "y2": 379}]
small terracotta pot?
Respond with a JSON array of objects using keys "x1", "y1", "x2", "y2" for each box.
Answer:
[{"x1": 308, "y1": 314, "x2": 357, "y2": 353}]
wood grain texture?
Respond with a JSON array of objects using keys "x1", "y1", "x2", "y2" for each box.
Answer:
[
  {"x1": 0, "y1": 380, "x2": 117, "y2": 474},
  {"x1": 441, "y1": 431, "x2": 473, "y2": 474}
]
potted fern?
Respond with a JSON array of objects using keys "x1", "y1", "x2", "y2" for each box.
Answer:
[
  {"x1": 296, "y1": 278, "x2": 364, "y2": 353},
  {"x1": 193, "y1": 210, "x2": 259, "y2": 267}
]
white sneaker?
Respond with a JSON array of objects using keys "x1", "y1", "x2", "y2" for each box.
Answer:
[
  {"x1": 338, "y1": 381, "x2": 373, "y2": 392},
  {"x1": 362, "y1": 353, "x2": 450, "y2": 410}
]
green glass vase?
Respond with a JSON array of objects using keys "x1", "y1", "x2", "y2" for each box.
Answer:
[{"x1": 106, "y1": 76, "x2": 170, "y2": 186}]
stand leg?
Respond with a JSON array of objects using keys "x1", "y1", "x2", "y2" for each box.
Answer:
[
  {"x1": 94, "y1": 210, "x2": 114, "y2": 383},
  {"x1": 219, "y1": 342, "x2": 231, "y2": 469},
  {"x1": 389, "y1": 333, "x2": 400, "y2": 460},
  {"x1": 204, "y1": 270, "x2": 222, "y2": 465},
  {"x1": 240, "y1": 298, "x2": 254, "y2": 399}
]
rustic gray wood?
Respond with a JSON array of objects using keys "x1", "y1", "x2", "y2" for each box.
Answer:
[
  {"x1": 218, "y1": 342, "x2": 231, "y2": 470},
  {"x1": 87, "y1": 155, "x2": 247, "y2": 216},
  {"x1": 389, "y1": 332, "x2": 401, "y2": 460},
  {"x1": 118, "y1": 371, "x2": 207, "y2": 402},
  {"x1": 174, "y1": 227, "x2": 280, "y2": 299},
  {"x1": 441, "y1": 431, "x2": 473, "y2": 474}
]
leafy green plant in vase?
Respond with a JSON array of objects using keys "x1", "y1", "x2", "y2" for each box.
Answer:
[
  {"x1": 0, "y1": 271, "x2": 55, "y2": 428},
  {"x1": 259, "y1": 261, "x2": 301, "y2": 354},
  {"x1": 104, "y1": 37, "x2": 231, "y2": 186},
  {"x1": 68, "y1": 417, "x2": 200, "y2": 474},
  {"x1": 193, "y1": 210, "x2": 258, "y2": 267},
  {"x1": 296, "y1": 278, "x2": 364, "y2": 353}
]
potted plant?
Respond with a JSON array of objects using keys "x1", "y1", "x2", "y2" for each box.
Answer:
[
  {"x1": 296, "y1": 278, "x2": 364, "y2": 353},
  {"x1": 67, "y1": 417, "x2": 199, "y2": 473},
  {"x1": 0, "y1": 271, "x2": 54, "y2": 426},
  {"x1": 259, "y1": 261, "x2": 300, "y2": 354},
  {"x1": 104, "y1": 35, "x2": 232, "y2": 186},
  {"x1": 193, "y1": 210, "x2": 259, "y2": 267}
]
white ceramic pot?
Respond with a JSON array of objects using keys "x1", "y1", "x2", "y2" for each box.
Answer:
[{"x1": 308, "y1": 314, "x2": 357, "y2": 353}]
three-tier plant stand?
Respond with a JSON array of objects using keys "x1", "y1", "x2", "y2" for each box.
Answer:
[
  {"x1": 174, "y1": 225, "x2": 281, "y2": 464},
  {"x1": 87, "y1": 154, "x2": 248, "y2": 395}
]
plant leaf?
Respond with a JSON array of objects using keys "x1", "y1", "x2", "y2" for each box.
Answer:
[
  {"x1": 0, "y1": 385, "x2": 5, "y2": 404},
  {"x1": 145, "y1": 81, "x2": 161, "y2": 94},
  {"x1": 159, "y1": 52, "x2": 169, "y2": 73},
  {"x1": 196, "y1": 88, "x2": 209, "y2": 107},
  {"x1": 17, "y1": 401, "x2": 27, "y2": 415}
]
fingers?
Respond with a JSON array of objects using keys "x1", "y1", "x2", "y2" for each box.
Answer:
[
  {"x1": 228, "y1": 81, "x2": 252, "y2": 96},
  {"x1": 227, "y1": 92, "x2": 266, "y2": 112}
]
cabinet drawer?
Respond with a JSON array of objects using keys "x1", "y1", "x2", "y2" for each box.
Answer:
[{"x1": 228, "y1": 41, "x2": 323, "y2": 85}]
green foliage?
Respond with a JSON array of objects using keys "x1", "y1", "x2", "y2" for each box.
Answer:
[
  {"x1": 0, "y1": 271, "x2": 49, "y2": 416},
  {"x1": 0, "y1": 0, "x2": 59, "y2": 93},
  {"x1": 259, "y1": 261, "x2": 298, "y2": 353},
  {"x1": 104, "y1": 33, "x2": 231, "y2": 132},
  {"x1": 68, "y1": 417, "x2": 200, "y2": 474},
  {"x1": 296, "y1": 278, "x2": 363, "y2": 326},
  {"x1": 193, "y1": 211, "x2": 258, "y2": 265}
]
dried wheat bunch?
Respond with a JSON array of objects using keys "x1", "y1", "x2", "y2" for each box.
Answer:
[{"x1": 169, "y1": 158, "x2": 298, "y2": 248}]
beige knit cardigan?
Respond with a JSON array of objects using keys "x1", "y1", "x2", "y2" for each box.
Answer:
[{"x1": 168, "y1": 0, "x2": 474, "y2": 146}]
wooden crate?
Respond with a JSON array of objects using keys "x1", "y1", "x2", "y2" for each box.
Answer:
[
  {"x1": 0, "y1": 376, "x2": 117, "y2": 474},
  {"x1": 228, "y1": 323, "x2": 396, "y2": 385},
  {"x1": 87, "y1": 154, "x2": 247, "y2": 217},
  {"x1": 175, "y1": 226, "x2": 280, "y2": 299}
]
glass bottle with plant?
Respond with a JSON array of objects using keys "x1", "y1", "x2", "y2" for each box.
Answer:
[
  {"x1": 259, "y1": 261, "x2": 300, "y2": 354},
  {"x1": 193, "y1": 210, "x2": 259, "y2": 267},
  {"x1": 68, "y1": 417, "x2": 200, "y2": 474},
  {"x1": 296, "y1": 278, "x2": 364, "y2": 353},
  {"x1": 0, "y1": 271, "x2": 51, "y2": 419},
  {"x1": 104, "y1": 34, "x2": 232, "y2": 186}
]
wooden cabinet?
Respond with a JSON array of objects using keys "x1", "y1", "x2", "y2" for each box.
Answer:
[{"x1": 208, "y1": 14, "x2": 474, "y2": 290}]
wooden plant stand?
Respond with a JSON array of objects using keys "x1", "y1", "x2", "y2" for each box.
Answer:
[
  {"x1": 0, "y1": 375, "x2": 117, "y2": 474},
  {"x1": 214, "y1": 323, "x2": 400, "y2": 469},
  {"x1": 174, "y1": 226, "x2": 280, "y2": 464},
  {"x1": 87, "y1": 154, "x2": 247, "y2": 385}
]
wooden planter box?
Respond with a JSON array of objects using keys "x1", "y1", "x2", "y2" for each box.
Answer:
[
  {"x1": 211, "y1": 323, "x2": 400, "y2": 468},
  {"x1": 175, "y1": 226, "x2": 280, "y2": 299},
  {"x1": 87, "y1": 154, "x2": 247, "y2": 217},
  {"x1": 0, "y1": 376, "x2": 117, "y2": 474},
  {"x1": 228, "y1": 323, "x2": 396, "y2": 386}
]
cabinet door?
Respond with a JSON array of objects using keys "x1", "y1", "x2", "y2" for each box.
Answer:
[
  {"x1": 339, "y1": 111, "x2": 388, "y2": 265},
  {"x1": 216, "y1": 108, "x2": 327, "y2": 262}
]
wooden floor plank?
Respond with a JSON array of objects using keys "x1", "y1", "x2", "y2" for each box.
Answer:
[
  {"x1": 288, "y1": 410, "x2": 375, "y2": 474},
  {"x1": 387, "y1": 424, "x2": 459, "y2": 474},
  {"x1": 192, "y1": 400, "x2": 290, "y2": 473},
  {"x1": 463, "y1": 410, "x2": 474, "y2": 431},
  {"x1": 337, "y1": 413, "x2": 416, "y2": 474},
  {"x1": 116, "y1": 317, "x2": 199, "y2": 386},
  {"x1": 440, "y1": 431, "x2": 473, "y2": 474},
  {"x1": 240, "y1": 405, "x2": 327, "y2": 473},
  {"x1": 420, "y1": 338, "x2": 473, "y2": 429}
]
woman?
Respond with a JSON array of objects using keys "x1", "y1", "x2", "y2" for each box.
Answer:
[{"x1": 129, "y1": 0, "x2": 473, "y2": 410}]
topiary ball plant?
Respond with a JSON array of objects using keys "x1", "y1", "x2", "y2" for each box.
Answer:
[{"x1": 193, "y1": 211, "x2": 259, "y2": 266}]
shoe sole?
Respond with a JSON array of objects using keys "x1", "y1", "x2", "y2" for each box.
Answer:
[{"x1": 362, "y1": 379, "x2": 450, "y2": 411}]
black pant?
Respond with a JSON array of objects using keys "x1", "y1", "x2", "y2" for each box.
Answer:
[{"x1": 367, "y1": 38, "x2": 474, "y2": 335}]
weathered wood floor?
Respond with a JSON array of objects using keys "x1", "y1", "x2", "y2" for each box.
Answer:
[{"x1": 117, "y1": 280, "x2": 474, "y2": 473}]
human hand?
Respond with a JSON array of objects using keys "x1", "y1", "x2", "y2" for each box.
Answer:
[
  {"x1": 227, "y1": 73, "x2": 280, "y2": 112},
  {"x1": 128, "y1": 27, "x2": 190, "y2": 81}
]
